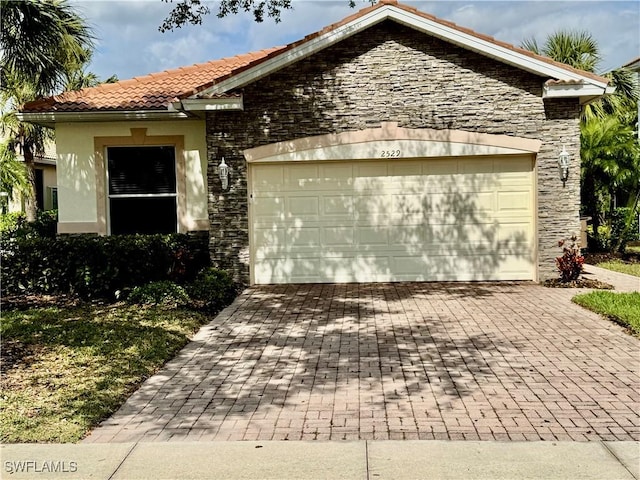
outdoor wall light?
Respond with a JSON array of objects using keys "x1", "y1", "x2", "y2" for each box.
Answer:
[
  {"x1": 558, "y1": 146, "x2": 570, "y2": 184},
  {"x1": 218, "y1": 157, "x2": 229, "y2": 190}
]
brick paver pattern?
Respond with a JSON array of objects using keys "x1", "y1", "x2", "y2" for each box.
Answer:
[{"x1": 84, "y1": 283, "x2": 640, "y2": 443}]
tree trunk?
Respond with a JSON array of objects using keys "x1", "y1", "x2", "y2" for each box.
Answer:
[
  {"x1": 582, "y1": 174, "x2": 601, "y2": 251},
  {"x1": 23, "y1": 145, "x2": 37, "y2": 222}
]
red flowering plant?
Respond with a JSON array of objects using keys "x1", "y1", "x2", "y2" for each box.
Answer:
[{"x1": 556, "y1": 235, "x2": 584, "y2": 282}]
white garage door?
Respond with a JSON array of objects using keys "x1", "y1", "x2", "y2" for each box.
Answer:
[{"x1": 250, "y1": 155, "x2": 535, "y2": 284}]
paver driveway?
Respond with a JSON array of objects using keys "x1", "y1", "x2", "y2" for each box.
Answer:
[{"x1": 85, "y1": 282, "x2": 639, "y2": 443}]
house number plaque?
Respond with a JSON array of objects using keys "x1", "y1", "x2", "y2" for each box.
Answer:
[{"x1": 381, "y1": 150, "x2": 401, "y2": 158}]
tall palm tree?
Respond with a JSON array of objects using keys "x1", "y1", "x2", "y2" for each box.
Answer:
[
  {"x1": 0, "y1": 0, "x2": 93, "y2": 221},
  {"x1": 522, "y1": 31, "x2": 637, "y2": 120},
  {"x1": 522, "y1": 31, "x2": 599, "y2": 72},
  {"x1": 0, "y1": 0, "x2": 93, "y2": 96}
]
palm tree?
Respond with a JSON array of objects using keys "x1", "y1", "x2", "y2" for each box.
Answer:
[
  {"x1": 580, "y1": 115, "x2": 639, "y2": 250},
  {"x1": 522, "y1": 31, "x2": 599, "y2": 72},
  {"x1": 0, "y1": 0, "x2": 93, "y2": 96},
  {"x1": 523, "y1": 30, "x2": 640, "y2": 251},
  {"x1": 0, "y1": 0, "x2": 93, "y2": 221},
  {"x1": 0, "y1": 139, "x2": 30, "y2": 213},
  {"x1": 522, "y1": 31, "x2": 637, "y2": 121}
]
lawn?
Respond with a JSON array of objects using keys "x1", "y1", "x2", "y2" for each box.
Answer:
[
  {"x1": 0, "y1": 303, "x2": 209, "y2": 443},
  {"x1": 573, "y1": 291, "x2": 640, "y2": 335},
  {"x1": 595, "y1": 260, "x2": 640, "y2": 277}
]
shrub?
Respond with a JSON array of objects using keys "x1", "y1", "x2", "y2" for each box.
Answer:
[
  {"x1": 0, "y1": 212, "x2": 25, "y2": 237},
  {"x1": 586, "y1": 207, "x2": 640, "y2": 253},
  {"x1": 128, "y1": 281, "x2": 190, "y2": 307},
  {"x1": 0, "y1": 210, "x2": 57, "y2": 239},
  {"x1": 556, "y1": 235, "x2": 584, "y2": 282},
  {"x1": 187, "y1": 268, "x2": 237, "y2": 313},
  {"x1": 0, "y1": 233, "x2": 210, "y2": 298},
  {"x1": 587, "y1": 224, "x2": 611, "y2": 252},
  {"x1": 610, "y1": 206, "x2": 640, "y2": 253}
]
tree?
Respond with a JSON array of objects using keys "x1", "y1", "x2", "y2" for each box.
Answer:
[
  {"x1": 522, "y1": 31, "x2": 599, "y2": 72},
  {"x1": 0, "y1": 0, "x2": 93, "y2": 221},
  {"x1": 0, "y1": 0, "x2": 93, "y2": 96},
  {"x1": 580, "y1": 115, "x2": 640, "y2": 249},
  {"x1": 522, "y1": 30, "x2": 640, "y2": 251},
  {"x1": 159, "y1": 0, "x2": 372, "y2": 31},
  {"x1": 0, "y1": 139, "x2": 30, "y2": 213},
  {"x1": 522, "y1": 31, "x2": 638, "y2": 121}
]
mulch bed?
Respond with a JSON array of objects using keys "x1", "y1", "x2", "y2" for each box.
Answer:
[{"x1": 543, "y1": 278, "x2": 614, "y2": 289}]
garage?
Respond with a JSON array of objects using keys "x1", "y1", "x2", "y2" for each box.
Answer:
[{"x1": 249, "y1": 154, "x2": 535, "y2": 284}]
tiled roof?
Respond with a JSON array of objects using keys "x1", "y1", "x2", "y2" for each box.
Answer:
[
  {"x1": 21, "y1": 48, "x2": 285, "y2": 113},
  {"x1": 21, "y1": 0, "x2": 608, "y2": 114}
]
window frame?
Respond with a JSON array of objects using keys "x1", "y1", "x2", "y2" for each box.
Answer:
[
  {"x1": 94, "y1": 128, "x2": 187, "y2": 236},
  {"x1": 106, "y1": 145, "x2": 178, "y2": 235}
]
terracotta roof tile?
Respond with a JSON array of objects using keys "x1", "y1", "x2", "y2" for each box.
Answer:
[
  {"x1": 22, "y1": 47, "x2": 285, "y2": 113},
  {"x1": 21, "y1": 0, "x2": 608, "y2": 114}
]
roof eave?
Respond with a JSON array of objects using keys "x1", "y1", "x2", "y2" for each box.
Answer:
[
  {"x1": 172, "y1": 95, "x2": 244, "y2": 112},
  {"x1": 193, "y1": 4, "x2": 610, "y2": 99},
  {"x1": 543, "y1": 84, "x2": 615, "y2": 104},
  {"x1": 17, "y1": 109, "x2": 193, "y2": 127}
]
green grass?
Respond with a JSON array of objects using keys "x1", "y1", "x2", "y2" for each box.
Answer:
[
  {"x1": 595, "y1": 260, "x2": 640, "y2": 277},
  {"x1": 573, "y1": 291, "x2": 640, "y2": 335},
  {"x1": 0, "y1": 304, "x2": 209, "y2": 443}
]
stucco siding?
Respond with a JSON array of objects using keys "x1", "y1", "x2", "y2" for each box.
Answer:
[
  {"x1": 56, "y1": 120, "x2": 208, "y2": 233},
  {"x1": 206, "y1": 21, "x2": 581, "y2": 282}
]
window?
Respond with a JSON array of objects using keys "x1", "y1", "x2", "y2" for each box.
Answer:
[
  {"x1": 47, "y1": 186, "x2": 58, "y2": 210},
  {"x1": 35, "y1": 169, "x2": 44, "y2": 210},
  {"x1": 107, "y1": 146, "x2": 177, "y2": 235}
]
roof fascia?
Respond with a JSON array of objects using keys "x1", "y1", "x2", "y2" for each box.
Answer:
[
  {"x1": 194, "y1": 4, "x2": 608, "y2": 98},
  {"x1": 173, "y1": 95, "x2": 244, "y2": 112},
  {"x1": 389, "y1": 9, "x2": 608, "y2": 87},
  {"x1": 17, "y1": 110, "x2": 192, "y2": 127},
  {"x1": 543, "y1": 84, "x2": 615, "y2": 104}
]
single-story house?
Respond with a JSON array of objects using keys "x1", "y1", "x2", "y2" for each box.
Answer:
[
  {"x1": 19, "y1": 0, "x2": 612, "y2": 285},
  {"x1": 7, "y1": 150, "x2": 58, "y2": 214}
]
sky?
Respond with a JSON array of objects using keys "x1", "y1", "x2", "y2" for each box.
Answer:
[{"x1": 70, "y1": 0, "x2": 640, "y2": 82}]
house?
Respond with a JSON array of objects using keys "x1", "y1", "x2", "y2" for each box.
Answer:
[
  {"x1": 19, "y1": 0, "x2": 612, "y2": 285},
  {"x1": 6, "y1": 144, "x2": 58, "y2": 214}
]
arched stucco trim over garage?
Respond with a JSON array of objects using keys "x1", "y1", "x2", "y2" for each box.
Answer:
[{"x1": 243, "y1": 122, "x2": 542, "y2": 163}]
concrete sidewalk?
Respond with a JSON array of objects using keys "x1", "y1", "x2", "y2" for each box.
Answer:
[
  {"x1": 583, "y1": 264, "x2": 640, "y2": 292},
  {"x1": 2, "y1": 441, "x2": 638, "y2": 479}
]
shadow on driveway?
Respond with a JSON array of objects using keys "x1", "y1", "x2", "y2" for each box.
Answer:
[{"x1": 85, "y1": 282, "x2": 640, "y2": 443}]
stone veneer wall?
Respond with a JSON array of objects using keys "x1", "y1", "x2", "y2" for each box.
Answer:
[{"x1": 206, "y1": 21, "x2": 581, "y2": 284}]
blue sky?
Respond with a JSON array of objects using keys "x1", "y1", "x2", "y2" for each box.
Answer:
[{"x1": 71, "y1": 1, "x2": 639, "y2": 82}]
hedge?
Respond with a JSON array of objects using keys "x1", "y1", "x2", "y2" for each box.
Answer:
[{"x1": 1, "y1": 232, "x2": 210, "y2": 298}]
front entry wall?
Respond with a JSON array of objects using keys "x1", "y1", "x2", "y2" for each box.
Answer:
[
  {"x1": 206, "y1": 21, "x2": 581, "y2": 283},
  {"x1": 250, "y1": 155, "x2": 535, "y2": 284}
]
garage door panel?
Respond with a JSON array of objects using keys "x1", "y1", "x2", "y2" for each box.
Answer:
[
  {"x1": 322, "y1": 226, "x2": 355, "y2": 246},
  {"x1": 253, "y1": 197, "x2": 285, "y2": 218},
  {"x1": 253, "y1": 165, "x2": 284, "y2": 189},
  {"x1": 251, "y1": 156, "x2": 535, "y2": 284},
  {"x1": 390, "y1": 162, "x2": 422, "y2": 176},
  {"x1": 288, "y1": 196, "x2": 320, "y2": 216},
  {"x1": 495, "y1": 158, "x2": 532, "y2": 173},
  {"x1": 357, "y1": 226, "x2": 390, "y2": 246},
  {"x1": 286, "y1": 164, "x2": 320, "y2": 188},
  {"x1": 422, "y1": 159, "x2": 458, "y2": 175},
  {"x1": 497, "y1": 191, "x2": 531, "y2": 212}
]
